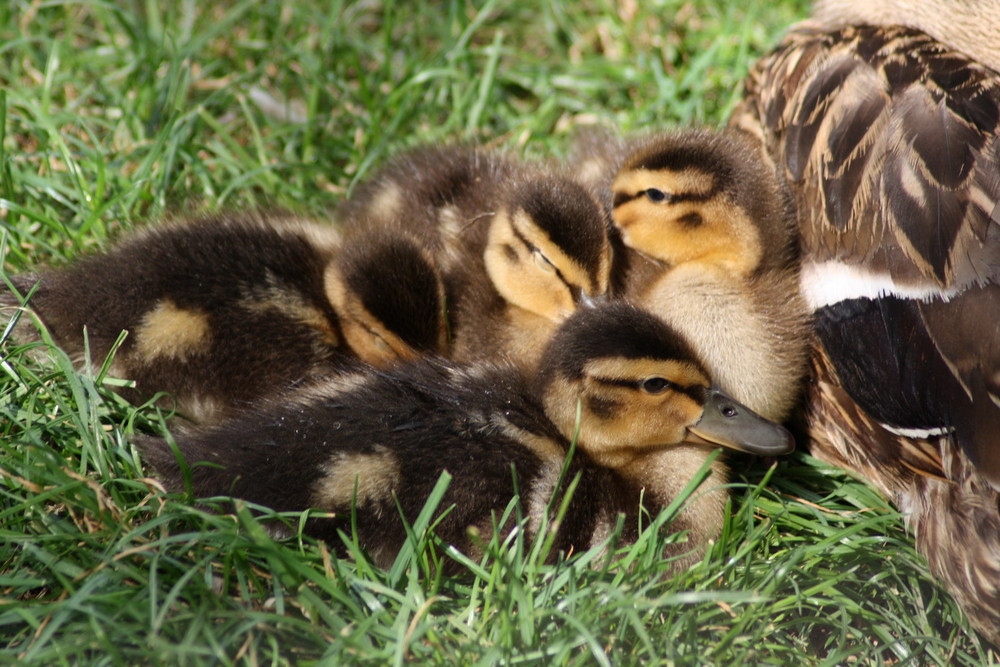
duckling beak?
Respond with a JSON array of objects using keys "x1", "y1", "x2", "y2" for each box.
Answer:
[{"x1": 684, "y1": 388, "x2": 795, "y2": 456}]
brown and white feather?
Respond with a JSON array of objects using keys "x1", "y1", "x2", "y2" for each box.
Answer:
[{"x1": 733, "y1": 17, "x2": 1000, "y2": 646}]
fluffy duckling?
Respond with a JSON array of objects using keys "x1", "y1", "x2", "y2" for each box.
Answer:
[
  {"x1": 1, "y1": 210, "x2": 447, "y2": 422},
  {"x1": 731, "y1": 1, "x2": 1000, "y2": 645},
  {"x1": 139, "y1": 302, "x2": 794, "y2": 571},
  {"x1": 337, "y1": 145, "x2": 614, "y2": 368},
  {"x1": 608, "y1": 129, "x2": 811, "y2": 422}
]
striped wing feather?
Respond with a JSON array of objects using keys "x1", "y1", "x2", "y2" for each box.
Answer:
[
  {"x1": 733, "y1": 24, "x2": 1000, "y2": 484},
  {"x1": 733, "y1": 23, "x2": 1000, "y2": 646},
  {"x1": 741, "y1": 25, "x2": 1000, "y2": 290}
]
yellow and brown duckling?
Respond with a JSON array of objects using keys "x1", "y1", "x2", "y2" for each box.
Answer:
[
  {"x1": 731, "y1": 0, "x2": 1000, "y2": 645},
  {"x1": 337, "y1": 145, "x2": 614, "y2": 368},
  {"x1": 608, "y1": 128, "x2": 811, "y2": 422},
  {"x1": 2, "y1": 210, "x2": 447, "y2": 422},
  {"x1": 139, "y1": 301, "x2": 794, "y2": 571}
]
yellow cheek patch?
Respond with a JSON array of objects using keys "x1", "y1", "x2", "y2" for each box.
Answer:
[
  {"x1": 682, "y1": 197, "x2": 760, "y2": 275},
  {"x1": 484, "y1": 210, "x2": 575, "y2": 322},
  {"x1": 324, "y1": 265, "x2": 423, "y2": 366},
  {"x1": 134, "y1": 300, "x2": 211, "y2": 362},
  {"x1": 312, "y1": 447, "x2": 401, "y2": 510},
  {"x1": 542, "y1": 356, "x2": 713, "y2": 468},
  {"x1": 615, "y1": 197, "x2": 759, "y2": 276}
]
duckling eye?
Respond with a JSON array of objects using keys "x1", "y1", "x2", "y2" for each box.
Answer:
[
  {"x1": 532, "y1": 248, "x2": 556, "y2": 273},
  {"x1": 644, "y1": 188, "x2": 669, "y2": 203},
  {"x1": 642, "y1": 377, "x2": 672, "y2": 394},
  {"x1": 373, "y1": 335, "x2": 392, "y2": 355}
]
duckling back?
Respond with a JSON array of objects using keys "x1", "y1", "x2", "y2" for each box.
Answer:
[
  {"x1": 325, "y1": 226, "x2": 448, "y2": 364},
  {"x1": 337, "y1": 145, "x2": 517, "y2": 266},
  {"x1": 3, "y1": 210, "x2": 447, "y2": 422},
  {"x1": 140, "y1": 301, "x2": 793, "y2": 571}
]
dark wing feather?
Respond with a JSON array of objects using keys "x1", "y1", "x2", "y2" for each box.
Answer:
[
  {"x1": 733, "y1": 23, "x2": 1000, "y2": 645},
  {"x1": 733, "y1": 24, "x2": 1000, "y2": 485},
  {"x1": 739, "y1": 25, "x2": 1000, "y2": 289}
]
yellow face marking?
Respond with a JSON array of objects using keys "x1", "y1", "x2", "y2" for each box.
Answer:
[
  {"x1": 612, "y1": 167, "x2": 761, "y2": 277},
  {"x1": 134, "y1": 300, "x2": 211, "y2": 363},
  {"x1": 613, "y1": 167, "x2": 716, "y2": 204},
  {"x1": 483, "y1": 209, "x2": 609, "y2": 322},
  {"x1": 324, "y1": 265, "x2": 427, "y2": 366},
  {"x1": 312, "y1": 447, "x2": 401, "y2": 511},
  {"x1": 512, "y1": 208, "x2": 609, "y2": 297},
  {"x1": 542, "y1": 355, "x2": 711, "y2": 470}
]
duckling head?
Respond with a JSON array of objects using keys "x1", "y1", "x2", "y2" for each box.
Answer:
[
  {"x1": 610, "y1": 129, "x2": 794, "y2": 278},
  {"x1": 483, "y1": 177, "x2": 612, "y2": 322},
  {"x1": 324, "y1": 232, "x2": 448, "y2": 365},
  {"x1": 536, "y1": 301, "x2": 794, "y2": 470}
]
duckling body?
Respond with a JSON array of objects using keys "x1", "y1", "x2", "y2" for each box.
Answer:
[
  {"x1": 732, "y1": 9, "x2": 1000, "y2": 645},
  {"x1": 637, "y1": 264, "x2": 810, "y2": 423},
  {"x1": 140, "y1": 302, "x2": 794, "y2": 570},
  {"x1": 608, "y1": 129, "x2": 811, "y2": 422},
  {"x1": 338, "y1": 145, "x2": 614, "y2": 368},
  {"x1": 2, "y1": 210, "x2": 447, "y2": 422}
]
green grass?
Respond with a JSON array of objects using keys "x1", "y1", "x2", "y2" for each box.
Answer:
[{"x1": 1, "y1": 1, "x2": 998, "y2": 664}]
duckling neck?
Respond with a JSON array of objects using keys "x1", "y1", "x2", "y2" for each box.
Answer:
[
  {"x1": 618, "y1": 445, "x2": 729, "y2": 551},
  {"x1": 617, "y1": 445, "x2": 728, "y2": 504}
]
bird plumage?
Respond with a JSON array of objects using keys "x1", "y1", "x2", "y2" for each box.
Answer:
[
  {"x1": 732, "y1": 13, "x2": 1000, "y2": 646},
  {"x1": 597, "y1": 128, "x2": 812, "y2": 422},
  {"x1": 1, "y1": 210, "x2": 447, "y2": 422},
  {"x1": 337, "y1": 145, "x2": 614, "y2": 368},
  {"x1": 139, "y1": 302, "x2": 794, "y2": 571}
]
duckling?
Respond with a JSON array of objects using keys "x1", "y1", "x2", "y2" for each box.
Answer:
[
  {"x1": 337, "y1": 145, "x2": 614, "y2": 368},
  {"x1": 607, "y1": 128, "x2": 811, "y2": 422},
  {"x1": 139, "y1": 301, "x2": 794, "y2": 571},
  {"x1": 1, "y1": 210, "x2": 447, "y2": 422},
  {"x1": 731, "y1": 3, "x2": 1000, "y2": 645}
]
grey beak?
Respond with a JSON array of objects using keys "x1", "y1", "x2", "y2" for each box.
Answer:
[{"x1": 685, "y1": 387, "x2": 795, "y2": 456}]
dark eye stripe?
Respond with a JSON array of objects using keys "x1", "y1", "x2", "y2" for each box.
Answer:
[
  {"x1": 612, "y1": 186, "x2": 717, "y2": 209},
  {"x1": 592, "y1": 376, "x2": 706, "y2": 403},
  {"x1": 510, "y1": 222, "x2": 579, "y2": 293},
  {"x1": 613, "y1": 191, "x2": 640, "y2": 208}
]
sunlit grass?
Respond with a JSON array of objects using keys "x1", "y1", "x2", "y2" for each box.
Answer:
[{"x1": 2, "y1": 1, "x2": 997, "y2": 664}]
